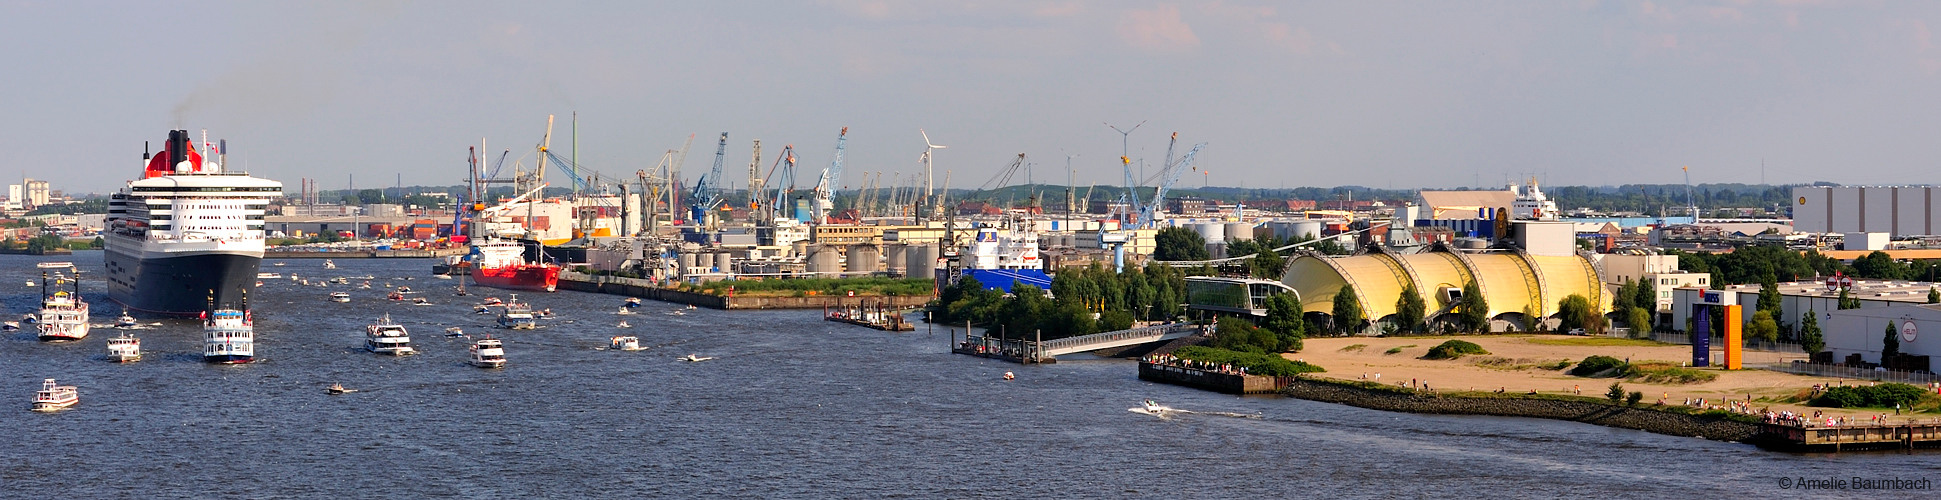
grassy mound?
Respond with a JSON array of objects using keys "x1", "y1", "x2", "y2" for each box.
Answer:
[
  {"x1": 1623, "y1": 362, "x2": 1717, "y2": 384},
  {"x1": 1568, "y1": 355, "x2": 1627, "y2": 377},
  {"x1": 1172, "y1": 346, "x2": 1326, "y2": 377},
  {"x1": 1421, "y1": 340, "x2": 1490, "y2": 360}
]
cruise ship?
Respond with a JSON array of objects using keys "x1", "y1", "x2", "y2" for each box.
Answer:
[{"x1": 105, "y1": 130, "x2": 282, "y2": 315}]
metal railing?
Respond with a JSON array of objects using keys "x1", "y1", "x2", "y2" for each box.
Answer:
[
  {"x1": 1039, "y1": 323, "x2": 1202, "y2": 356},
  {"x1": 1763, "y1": 361, "x2": 1941, "y2": 385}
]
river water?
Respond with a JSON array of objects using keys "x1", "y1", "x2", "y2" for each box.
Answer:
[{"x1": 2, "y1": 252, "x2": 1936, "y2": 498}]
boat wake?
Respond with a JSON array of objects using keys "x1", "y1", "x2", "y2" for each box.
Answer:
[{"x1": 1127, "y1": 404, "x2": 1262, "y2": 420}]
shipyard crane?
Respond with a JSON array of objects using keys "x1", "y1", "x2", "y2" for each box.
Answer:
[
  {"x1": 746, "y1": 140, "x2": 763, "y2": 222},
  {"x1": 811, "y1": 127, "x2": 848, "y2": 224},
  {"x1": 964, "y1": 153, "x2": 1027, "y2": 215},
  {"x1": 765, "y1": 145, "x2": 797, "y2": 223},
  {"x1": 688, "y1": 132, "x2": 729, "y2": 228},
  {"x1": 1135, "y1": 141, "x2": 1206, "y2": 228}
]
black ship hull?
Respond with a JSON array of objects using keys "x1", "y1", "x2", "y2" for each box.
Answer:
[{"x1": 104, "y1": 246, "x2": 261, "y2": 315}]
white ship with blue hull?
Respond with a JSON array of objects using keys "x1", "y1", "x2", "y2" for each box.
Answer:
[{"x1": 105, "y1": 129, "x2": 282, "y2": 315}]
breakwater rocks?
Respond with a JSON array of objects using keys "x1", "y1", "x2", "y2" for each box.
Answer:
[{"x1": 1281, "y1": 378, "x2": 1763, "y2": 442}]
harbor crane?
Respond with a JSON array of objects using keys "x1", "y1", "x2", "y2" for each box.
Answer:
[
  {"x1": 811, "y1": 127, "x2": 849, "y2": 224},
  {"x1": 689, "y1": 132, "x2": 729, "y2": 229}
]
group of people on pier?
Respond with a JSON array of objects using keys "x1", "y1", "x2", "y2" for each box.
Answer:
[{"x1": 1142, "y1": 353, "x2": 1249, "y2": 376}]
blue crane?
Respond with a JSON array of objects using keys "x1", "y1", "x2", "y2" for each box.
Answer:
[
  {"x1": 689, "y1": 132, "x2": 729, "y2": 225},
  {"x1": 812, "y1": 127, "x2": 848, "y2": 223},
  {"x1": 1137, "y1": 142, "x2": 1206, "y2": 229}
]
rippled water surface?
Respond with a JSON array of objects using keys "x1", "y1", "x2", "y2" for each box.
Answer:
[{"x1": 3, "y1": 252, "x2": 1938, "y2": 498}]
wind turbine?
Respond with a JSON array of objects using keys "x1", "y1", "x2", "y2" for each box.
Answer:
[{"x1": 920, "y1": 129, "x2": 947, "y2": 220}]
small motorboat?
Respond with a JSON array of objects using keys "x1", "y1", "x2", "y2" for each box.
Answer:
[
  {"x1": 1003, "y1": 371, "x2": 1015, "y2": 381},
  {"x1": 412, "y1": 297, "x2": 430, "y2": 305},
  {"x1": 444, "y1": 327, "x2": 465, "y2": 337},
  {"x1": 323, "y1": 259, "x2": 337, "y2": 270},
  {"x1": 327, "y1": 383, "x2": 357, "y2": 395},
  {"x1": 396, "y1": 286, "x2": 411, "y2": 293},
  {"x1": 1, "y1": 322, "x2": 17, "y2": 331},
  {"x1": 115, "y1": 313, "x2": 138, "y2": 328},
  {"x1": 359, "y1": 281, "x2": 372, "y2": 289},
  {"x1": 624, "y1": 297, "x2": 642, "y2": 309},
  {"x1": 609, "y1": 336, "x2": 644, "y2": 351},
  {"x1": 107, "y1": 332, "x2": 141, "y2": 362},
  {"x1": 1129, "y1": 399, "x2": 1175, "y2": 416},
  {"x1": 331, "y1": 277, "x2": 348, "y2": 284},
  {"x1": 32, "y1": 378, "x2": 78, "y2": 412},
  {"x1": 254, "y1": 281, "x2": 263, "y2": 287},
  {"x1": 329, "y1": 292, "x2": 351, "y2": 303},
  {"x1": 615, "y1": 307, "x2": 635, "y2": 315},
  {"x1": 273, "y1": 262, "x2": 286, "y2": 267},
  {"x1": 21, "y1": 313, "x2": 37, "y2": 325},
  {"x1": 480, "y1": 297, "x2": 503, "y2": 306},
  {"x1": 435, "y1": 275, "x2": 452, "y2": 280},
  {"x1": 681, "y1": 354, "x2": 714, "y2": 362},
  {"x1": 469, "y1": 336, "x2": 506, "y2": 368},
  {"x1": 617, "y1": 320, "x2": 631, "y2": 328},
  {"x1": 387, "y1": 291, "x2": 404, "y2": 301},
  {"x1": 473, "y1": 305, "x2": 491, "y2": 314},
  {"x1": 25, "y1": 281, "x2": 37, "y2": 287},
  {"x1": 685, "y1": 304, "x2": 697, "y2": 310},
  {"x1": 257, "y1": 272, "x2": 281, "y2": 279}
]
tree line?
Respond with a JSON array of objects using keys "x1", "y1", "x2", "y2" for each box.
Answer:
[{"x1": 933, "y1": 261, "x2": 1190, "y2": 340}]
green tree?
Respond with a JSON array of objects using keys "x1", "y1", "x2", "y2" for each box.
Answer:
[
  {"x1": 1212, "y1": 316, "x2": 1279, "y2": 353},
  {"x1": 1800, "y1": 308, "x2": 1826, "y2": 355},
  {"x1": 1394, "y1": 283, "x2": 1426, "y2": 333},
  {"x1": 1851, "y1": 251, "x2": 1905, "y2": 280},
  {"x1": 1758, "y1": 276, "x2": 1783, "y2": 332},
  {"x1": 1606, "y1": 381, "x2": 1626, "y2": 403},
  {"x1": 1043, "y1": 303, "x2": 1100, "y2": 339},
  {"x1": 1555, "y1": 294, "x2": 1605, "y2": 335},
  {"x1": 1929, "y1": 287, "x2": 1939, "y2": 304},
  {"x1": 1331, "y1": 284, "x2": 1364, "y2": 335},
  {"x1": 1263, "y1": 292, "x2": 1305, "y2": 352},
  {"x1": 1625, "y1": 307, "x2": 1653, "y2": 339},
  {"x1": 1153, "y1": 227, "x2": 1210, "y2": 261},
  {"x1": 1097, "y1": 309, "x2": 1134, "y2": 332},
  {"x1": 89, "y1": 236, "x2": 103, "y2": 249},
  {"x1": 1837, "y1": 288, "x2": 1861, "y2": 310},
  {"x1": 1458, "y1": 280, "x2": 1489, "y2": 332},
  {"x1": 1748, "y1": 310, "x2": 1779, "y2": 343},
  {"x1": 1883, "y1": 321, "x2": 1900, "y2": 361}
]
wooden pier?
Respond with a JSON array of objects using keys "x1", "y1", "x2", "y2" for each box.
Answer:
[
  {"x1": 824, "y1": 301, "x2": 915, "y2": 331},
  {"x1": 1758, "y1": 420, "x2": 1941, "y2": 451}
]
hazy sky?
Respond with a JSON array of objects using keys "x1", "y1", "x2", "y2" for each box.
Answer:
[{"x1": 5, "y1": 1, "x2": 1939, "y2": 195}]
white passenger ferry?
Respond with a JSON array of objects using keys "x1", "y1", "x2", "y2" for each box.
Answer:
[
  {"x1": 470, "y1": 336, "x2": 506, "y2": 368},
  {"x1": 365, "y1": 314, "x2": 415, "y2": 355},
  {"x1": 203, "y1": 302, "x2": 255, "y2": 364},
  {"x1": 106, "y1": 332, "x2": 141, "y2": 363},
  {"x1": 32, "y1": 379, "x2": 78, "y2": 412}
]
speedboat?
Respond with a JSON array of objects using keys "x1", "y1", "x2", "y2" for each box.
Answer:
[
  {"x1": 329, "y1": 292, "x2": 351, "y2": 303},
  {"x1": 386, "y1": 291, "x2": 404, "y2": 301},
  {"x1": 21, "y1": 313, "x2": 36, "y2": 325},
  {"x1": 331, "y1": 277, "x2": 348, "y2": 285},
  {"x1": 609, "y1": 336, "x2": 644, "y2": 351},
  {"x1": 106, "y1": 332, "x2": 141, "y2": 362},
  {"x1": 444, "y1": 327, "x2": 465, "y2": 337},
  {"x1": 31, "y1": 378, "x2": 78, "y2": 412},
  {"x1": 115, "y1": 313, "x2": 138, "y2": 328},
  {"x1": 469, "y1": 336, "x2": 506, "y2": 368},
  {"x1": 396, "y1": 286, "x2": 411, "y2": 293},
  {"x1": 323, "y1": 259, "x2": 337, "y2": 270},
  {"x1": 623, "y1": 297, "x2": 642, "y2": 309},
  {"x1": 685, "y1": 304, "x2": 697, "y2": 310},
  {"x1": 617, "y1": 320, "x2": 631, "y2": 328},
  {"x1": 615, "y1": 307, "x2": 635, "y2": 315},
  {"x1": 359, "y1": 281, "x2": 372, "y2": 289},
  {"x1": 1003, "y1": 371, "x2": 1015, "y2": 381},
  {"x1": 2, "y1": 322, "x2": 17, "y2": 332},
  {"x1": 256, "y1": 272, "x2": 281, "y2": 279},
  {"x1": 681, "y1": 354, "x2": 714, "y2": 362},
  {"x1": 1129, "y1": 399, "x2": 1175, "y2": 416},
  {"x1": 480, "y1": 297, "x2": 503, "y2": 306},
  {"x1": 473, "y1": 305, "x2": 491, "y2": 314},
  {"x1": 327, "y1": 383, "x2": 357, "y2": 395},
  {"x1": 365, "y1": 314, "x2": 416, "y2": 355},
  {"x1": 272, "y1": 262, "x2": 286, "y2": 267},
  {"x1": 412, "y1": 297, "x2": 430, "y2": 305}
]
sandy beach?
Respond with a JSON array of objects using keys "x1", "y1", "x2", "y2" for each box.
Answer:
[{"x1": 1291, "y1": 334, "x2": 1921, "y2": 419}]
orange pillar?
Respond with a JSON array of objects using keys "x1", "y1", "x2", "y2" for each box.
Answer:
[{"x1": 1723, "y1": 305, "x2": 1743, "y2": 370}]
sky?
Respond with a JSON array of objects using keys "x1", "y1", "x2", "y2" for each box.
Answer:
[{"x1": 4, "y1": 0, "x2": 1939, "y2": 196}]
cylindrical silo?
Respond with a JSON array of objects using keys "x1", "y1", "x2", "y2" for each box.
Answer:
[
  {"x1": 807, "y1": 246, "x2": 841, "y2": 276},
  {"x1": 906, "y1": 244, "x2": 939, "y2": 278},
  {"x1": 714, "y1": 252, "x2": 732, "y2": 272},
  {"x1": 885, "y1": 243, "x2": 909, "y2": 276},
  {"x1": 1191, "y1": 222, "x2": 1225, "y2": 243},
  {"x1": 1290, "y1": 221, "x2": 1323, "y2": 240},
  {"x1": 1225, "y1": 222, "x2": 1254, "y2": 242},
  {"x1": 678, "y1": 252, "x2": 697, "y2": 271},
  {"x1": 847, "y1": 244, "x2": 881, "y2": 273},
  {"x1": 791, "y1": 240, "x2": 808, "y2": 258}
]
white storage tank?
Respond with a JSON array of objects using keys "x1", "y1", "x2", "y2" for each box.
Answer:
[
  {"x1": 714, "y1": 252, "x2": 732, "y2": 272},
  {"x1": 1289, "y1": 221, "x2": 1323, "y2": 240},
  {"x1": 847, "y1": 244, "x2": 882, "y2": 273},
  {"x1": 885, "y1": 243, "x2": 909, "y2": 276},
  {"x1": 679, "y1": 252, "x2": 697, "y2": 270},
  {"x1": 1225, "y1": 222, "x2": 1254, "y2": 242},
  {"x1": 906, "y1": 244, "x2": 940, "y2": 277},
  {"x1": 1191, "y1": 222, "x2": 1225, "y2": 243},
  {"x1": 807, "y1": 246, "x2": 842, "y2": 276}
]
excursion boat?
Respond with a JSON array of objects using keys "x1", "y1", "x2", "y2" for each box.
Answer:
[
  {"x1": 609, "y1": 336, "x2": 644, "y2": 351},
  {"x1": 365, "y1": 314, "x2": 415, "y2": 355},
  {"x1": 203, "y1": 301, "x2": 255, "y2": 364},
  {"x1": 106, "y1": 333, "x2": 141, "y2": 362},
  {"x1": 329, "y1": 292, "x2": 351, "y2": 303},
  {"x1": 469, "y1": 336, "x2": 506, "y2": 368},
  {"x1": 115, "y1": 312, "x2": 138, "y2": 328},
  {"x1": 31, "y1": 379, "x2": 78, "y2": 412},
  {"x1": 36, "y1": 266, "x2": 90, "y2": 342},
  {"x1": 497, "y1": 294, "x2": 536, "y2": 330},
  {"x1": 105, "y1": 129, "x2": 282, "y2": 315}
]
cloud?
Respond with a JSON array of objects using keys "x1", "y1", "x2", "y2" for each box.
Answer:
[{"x1": 1117, "y1": 5, "x2": 1200, "y2": 53}]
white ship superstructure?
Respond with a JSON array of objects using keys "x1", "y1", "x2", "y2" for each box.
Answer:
[
  {"x1": 1509, "y1": 178, "x2": 1560, "y2": 221},
  {"x1": 963, "y1": 225, "x2": 1042, "y2": 270},
  {"x1": 106, "y1": 129, "x2": 282, "y2": 314}
]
